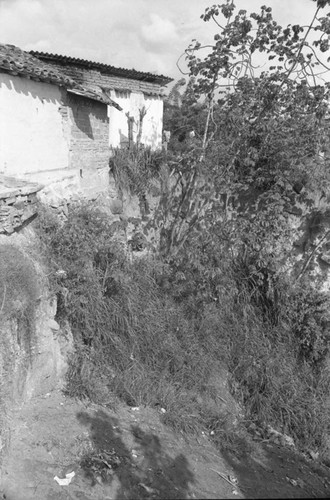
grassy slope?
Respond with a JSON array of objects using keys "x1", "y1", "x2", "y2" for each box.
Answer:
[{"x1": 33, "y1": 201, "x2": 330, "y2": 462}]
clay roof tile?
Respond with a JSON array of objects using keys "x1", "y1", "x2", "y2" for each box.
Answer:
[
  {"x1": 0, "y1": 42, "x2": 121, "y2": 107},
  {"x1": 30, "y1": 50, "x2": 173, "y2": 86}
]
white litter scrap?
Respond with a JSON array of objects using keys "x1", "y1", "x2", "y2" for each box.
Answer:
[
  {"x1": 266, "y1": 425, "x2": 295, "y2": 447},
  {"x1": 139, "y1": 483, "x2": 155, "y2": 494},
  {"x1": 286, "y1": 476, "x2": 297, "y2": 487},
  {"x1": 54, "y1": 471, "x2": 75, "y2": 486}
]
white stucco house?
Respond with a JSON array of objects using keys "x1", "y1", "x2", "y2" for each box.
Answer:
[
  {"x1": 0, "y1": 43, "x2": 172, "y2": 199},
  {"x1": 30, "y1": 50, "x2": 172, "y2": 150}
]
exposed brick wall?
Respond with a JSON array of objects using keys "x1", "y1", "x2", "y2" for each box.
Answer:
[
  {"x1": 41, "y1": 61, "x2": 164, "y2": 95},
  {"x1": 63, "y1": 93, "x2": 109, "y2": 173}
]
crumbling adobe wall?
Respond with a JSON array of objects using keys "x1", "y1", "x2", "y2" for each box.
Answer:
[
  {"x1": 0, "y1": 235, "x2": 72, "y2": 464},
  {"x1": 37, "y1": 168, "x2": 163, "y2": 254},
  {"x1": 0, "y1": 176, "x2": 42, "y2": 235}
]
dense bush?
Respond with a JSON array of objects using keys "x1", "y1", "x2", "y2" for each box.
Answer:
[
  {"x1": 35, "y1": 202, "x2": 231, "y2": 434},
  {"x1": 171, "y1": 242, "x2": 330, "y2": 454}
]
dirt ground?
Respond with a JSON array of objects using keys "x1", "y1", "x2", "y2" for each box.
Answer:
[{"x1": 1, "y1": 388, "x2": 330, "y2": 500}]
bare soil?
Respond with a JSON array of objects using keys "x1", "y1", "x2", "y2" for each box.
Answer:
[{"x1": 1, "y1": 388, "x2": 330, "y2": 499}]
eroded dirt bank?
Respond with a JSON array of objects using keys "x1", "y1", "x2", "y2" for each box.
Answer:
[{"x1": 1, "y1": 388, "x2": 330, "y2": 500}]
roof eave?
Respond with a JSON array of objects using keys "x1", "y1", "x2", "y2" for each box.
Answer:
[
  {"x1": 67, "y1": 87, "x2": 123, "y2": 109},
  {"x1": 30, "y1": 51, "x2": 173, "y2": 86}
]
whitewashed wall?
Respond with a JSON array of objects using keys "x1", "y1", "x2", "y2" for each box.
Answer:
[
  {"x1": 141, "y1": 95, "x2": 163, "y2": 149},
  {"x1": 0, "y1": 73, "x2": 70, "y2": 180},
  {"x1": 0, "y1": 72, "x2": 164, "y2": 206},
  {"x1": 108, "y1": 90, "x2": 163, "y2": 150}
]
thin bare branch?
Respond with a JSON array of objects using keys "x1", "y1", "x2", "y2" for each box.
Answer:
[
  {"x1": 282, "y1": 6, "x2": 322, "y2": 84},
  {"x1": 211, "y1": 13, "x2": 225, "y2": 30}
]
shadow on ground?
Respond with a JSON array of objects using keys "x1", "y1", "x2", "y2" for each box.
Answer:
[
  {"x1": 219, "y1": 433, "x2": 330, "y2": 499},
  {"x1": 77, "y1": 409, "x2": 195, "y2": 499}
]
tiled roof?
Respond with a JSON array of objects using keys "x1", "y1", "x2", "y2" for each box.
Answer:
[
  {"x1": 0, "y1": 43, "x2": 121, "y2": 108},
  {"x1": 0, "y1": 43, "x2": 76, "y2": 87},
  {"x1": 30, "y1": 51, "x2": 173, "y2": 86}
]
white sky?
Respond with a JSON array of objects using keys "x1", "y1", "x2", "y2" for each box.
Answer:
[{"x1": 0, "y1": 0, "x2": 325, "y2": 80}]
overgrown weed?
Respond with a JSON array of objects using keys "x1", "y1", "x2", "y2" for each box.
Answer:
[
  {"x1": 35, "y1": 201, "x2": 330, "y2": 460},
  {"x1": 109, "y1": 146, "x2": 164, "y2": 198}
]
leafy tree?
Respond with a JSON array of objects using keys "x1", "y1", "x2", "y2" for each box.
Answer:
[
  {"x1": 153, "y1": 0, "x2": 330, "y2": 286},
  {"x1": 163, "y1": 77, "x2": 208, "y2": 152}
]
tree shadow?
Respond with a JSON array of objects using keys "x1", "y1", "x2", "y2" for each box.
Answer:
[
  {"x1": 220, "y1": 435, "x2": 330, "y2": 499},
  {"x1": 76, "y1": 409, "x2": 195, "y2": 499}
]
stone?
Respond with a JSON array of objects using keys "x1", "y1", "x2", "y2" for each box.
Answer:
[
  {"x1": 0, "y1": 206, "x2": 10, "y2": 214},
  {"x1": 13, "y1": 200, "x2": 26, "y2": 210},
  {"x1": 0, "y1": 189, "x2": 20, "y2": 199},
  {"x1": 110, "y1": 198, "x2": 123, "y2": 215},
  {"x1": 12, "y1": 217, "x2": 22, "y2": 228},
  {"x1": 19, "y1": 184, "x2": 43, "y2": 196},
  {"x1": 320, "y1": 252, "x2": 330, "y2": 266},
  {"x1": 27, "y1": 193, "x2": 38, "y2": 204},
  {"x1": 49, "y1": 197, "x2": 61, "y2": 208},
  {"x1": 21, "y1": 207, "x2": 37, "y2": 223},
  {"x1": 49, "y1": 319, "x2": 60, "y2": 331},
  {"x1": 5, "y1": 197, "x2": 16, "y2": 205},
  {"x1": 16, "y1": 195, "x2": 28, "y2": 203},
  {"x1": 61, "y1": 203, "x2": 69, "y2": 217},
  {"x1": 3, "y1": 224, "x2": 14, "y2": 234}
]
